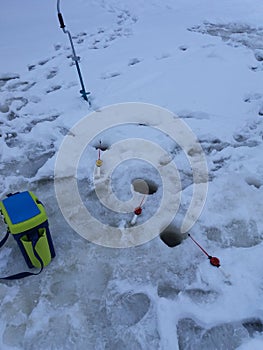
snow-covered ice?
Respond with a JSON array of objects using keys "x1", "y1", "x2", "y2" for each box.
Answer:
[{"x1": 1, "y1": 0, "x2": 263, "y2": 349}]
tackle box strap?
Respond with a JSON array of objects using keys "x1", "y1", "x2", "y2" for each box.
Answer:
[{"x1": 0, "y1": 232, "x2": 44, "y2": 280}]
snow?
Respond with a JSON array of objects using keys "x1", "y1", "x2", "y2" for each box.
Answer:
[{"x1": 1, "y1": 0, "x2": 263, "y2": 349}]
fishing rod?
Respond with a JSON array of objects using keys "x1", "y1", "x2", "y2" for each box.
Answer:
[{"x1": 56, "y1": 0, "x2": 90, "y2": 103}]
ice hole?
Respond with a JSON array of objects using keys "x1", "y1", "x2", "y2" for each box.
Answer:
[
  {"x1": 132, "y1": 178, "x2": 158, "y2": 195},
  {"x1": 160, "y1": 228, "x2": 183, "y2": 247},
  {"x1": 94, "y1": 142, "x2": 110, "y2": 151}
]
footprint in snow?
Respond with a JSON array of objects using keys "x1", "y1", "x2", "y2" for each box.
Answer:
[
  {"x1": 128, "y1": 57, "x2": 141, "y2": 66},
  {"x1": 27, "y1": 56, "x2": 56, "y2": 71},
  {"x1": 179, "y1": 45, "x2": 188, "y2": 51},
  {"x1": 0, "y1": 73, "x2": 20, "y2": 88},
  {"x1": 156, "y1": 53, "x2": 171, "y2": 60},
  {"x1": 243, "y1": 92, "x2": 262, "y2": 103},
  {"x1": 4, "y1": 97, "x2": 29, "y2": 111},
  {"x1": 46, "y1": 85, "x2": 62, "y2": 94},
  {"x1": 101, "y1": 72, "x2": 121, "y2": 79},
  {"x1": 46, "y1": 68, "x2": 58, "y2": 80}
]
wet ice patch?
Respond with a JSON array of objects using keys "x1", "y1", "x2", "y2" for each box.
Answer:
[
  {"x1": 49, "y1": 279, "x2": 79, "y2": 307},
  {"x1": 206, "y1": 219, "x2": 263, "y2": 248},
  {"x1": 184, "y1": 288, "x2": 219, "y2": 304},
  {"x1": 177, "y1": 318, "x2": 249, "y2": 350},
  {"x1": 189, "y1": 22, "x2": 263, "y2": 75},
  {"x1": 189, "y1": 22, "x2": 263, "y2": 51},
  {"x1": 3, "y1": 324, "x2": 26, "y2": 348},
  {"x1": 224, "y1": 219, "x2": 262, "y2": 248},
  {"x1": 0, "y1": 146, "x2": 55, "y2": 178},
  {"x1": 106, "y1": 292, "x2": 151, "y2": 326},
  {"x1": 157, "y1": 283, "x2": 180, "y2": 299},
  {"x1": 105, "y1": 338, "x2": 142, "y2": 350}
]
